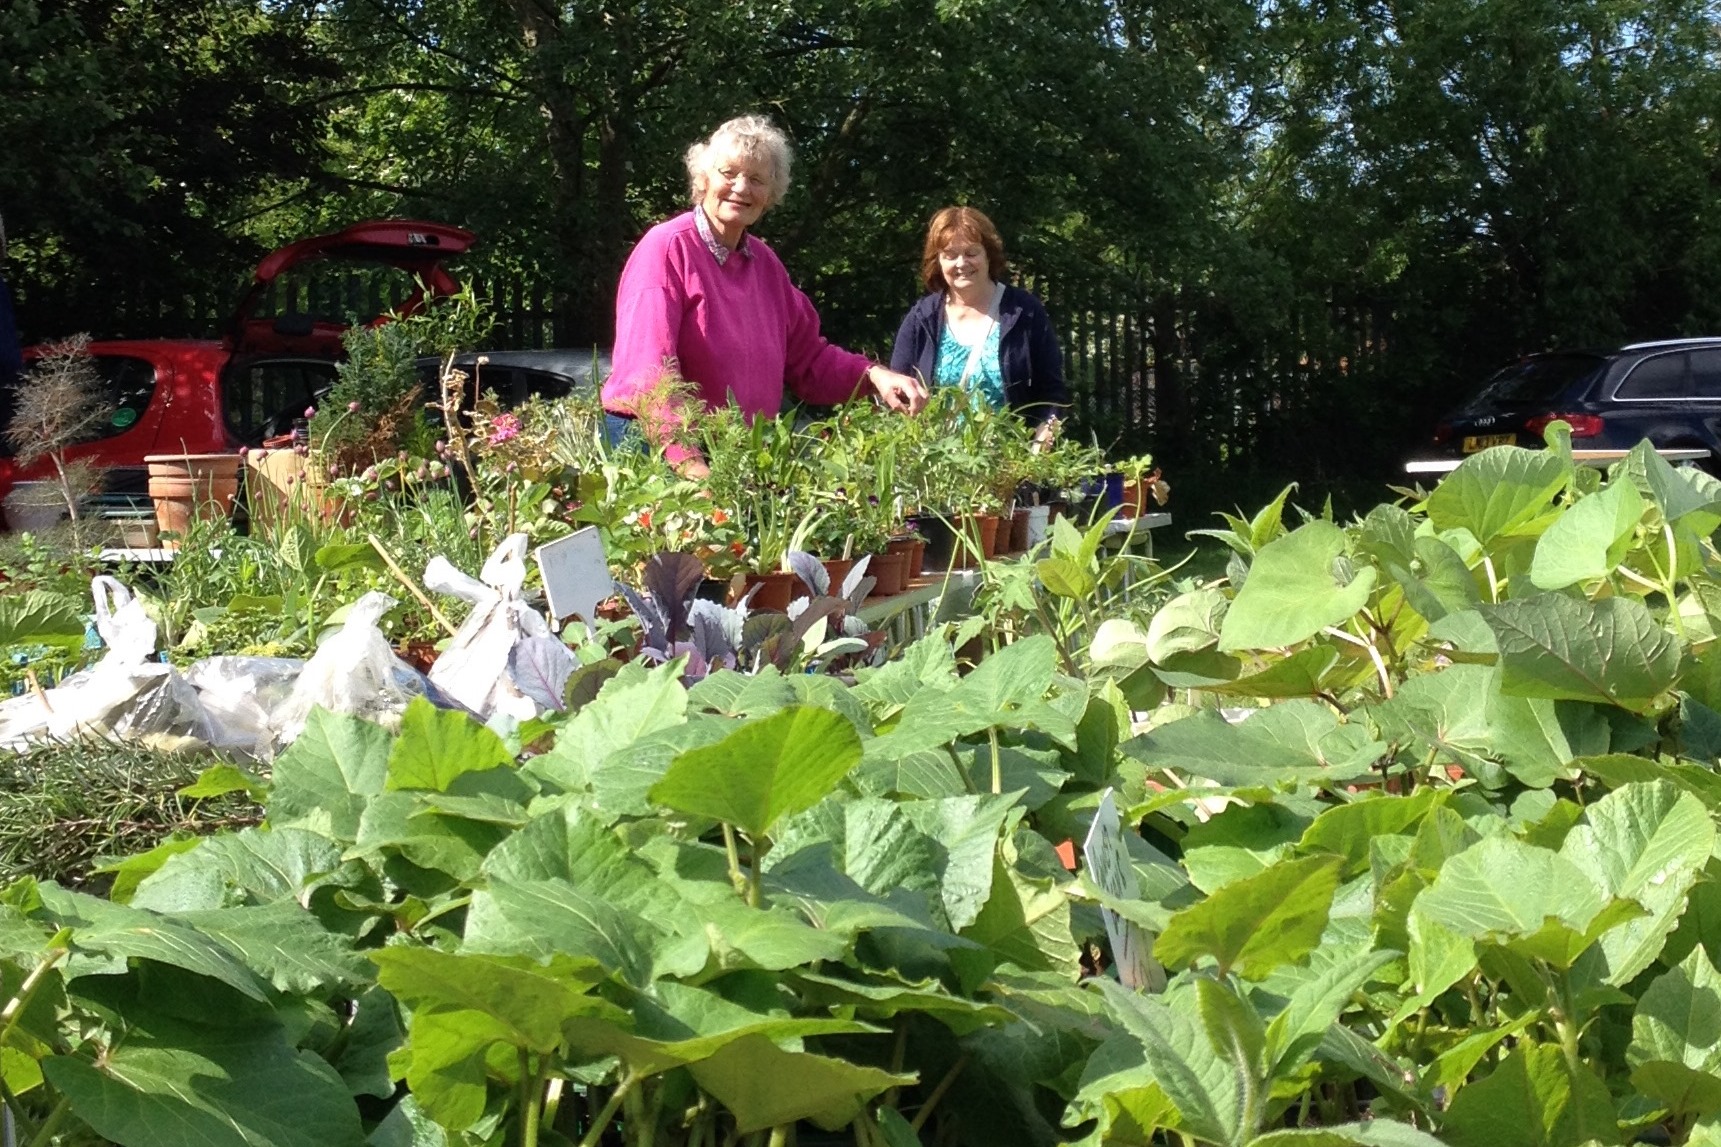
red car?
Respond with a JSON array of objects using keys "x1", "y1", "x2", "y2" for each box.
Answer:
[{"x1": 1, "y1": 219, "x2": 474, "y2": 521}]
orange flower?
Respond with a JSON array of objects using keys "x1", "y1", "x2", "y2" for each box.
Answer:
[{"x1": 638, "y1": 510, "x2": 652, "y2": 529}]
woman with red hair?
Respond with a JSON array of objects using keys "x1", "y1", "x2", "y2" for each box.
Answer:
[{"x1": 890, "y1": 206, "x2": 1068, "y2": 429}]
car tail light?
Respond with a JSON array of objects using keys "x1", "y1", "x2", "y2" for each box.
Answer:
[
  {"x1": 1526, "y1": 412, "x2": 1604, "y2": 439},
  {"x1": 1433, "y1": 421, "x2": 1452, "y2": 445}
]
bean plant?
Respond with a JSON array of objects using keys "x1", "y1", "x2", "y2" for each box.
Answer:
[{"x1": 8, "y1": 436, "x2": 1721, "y2": 1147}]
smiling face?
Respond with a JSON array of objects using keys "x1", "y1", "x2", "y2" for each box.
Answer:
[
  {"x1": 700, "y1": 151, "x2": 771, "y2": 241},
  {"x1": 937, "y1": 236, "x2": 991, "y2": 294}
]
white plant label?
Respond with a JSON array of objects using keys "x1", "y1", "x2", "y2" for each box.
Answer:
[
  {"x1": 535, "y1": 527, "x2": 613, "y2": 635},
  {"x1": 1083, "y1": 788, "x2": 1160, "y2": 991}
]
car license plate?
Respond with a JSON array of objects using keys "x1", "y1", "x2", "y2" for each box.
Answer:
[{"x1": 1461, "y1": 433, "x2": 1516, "y2": 453}]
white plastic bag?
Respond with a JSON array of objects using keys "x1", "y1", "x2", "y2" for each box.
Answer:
[
  {"x1": 183, "y1": 655, "x2": 306, "y2": 760},
  {"x1": 272, "y1": 591, "x2": 435, "y2": 742},
  {"x1": 0, "y1": 577, "x2": 216, "y2": 752},
  {"x1": 426, "y1": 534, "x2": 574, "y2": 721}
]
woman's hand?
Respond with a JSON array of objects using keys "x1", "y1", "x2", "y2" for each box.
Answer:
[{"x1": 865, "y1": 365, "x2": 928, "y2": 415}]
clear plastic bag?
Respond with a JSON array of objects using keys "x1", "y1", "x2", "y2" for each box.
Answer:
[
  {"x1": 426, "y1": 534, "x2": 574, "y2": 721},
  {"x1": 183, "y1": 655, "x2": 306, "y2": 759},
  {"x1": 272, "y1": 591, "x2": 440, "y2": 742}
]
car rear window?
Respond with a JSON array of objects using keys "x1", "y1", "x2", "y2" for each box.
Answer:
[{"x1": 1468, "y1": 354, "x2": 1605, "y2": 408}]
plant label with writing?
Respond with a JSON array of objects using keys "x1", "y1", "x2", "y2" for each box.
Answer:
[
  {"x1": 536, "y1": 527, "x2": 613, "y2": 635},
  {"x1": 1083, "y1": 788, "x2": 1162, "y2": 991}
]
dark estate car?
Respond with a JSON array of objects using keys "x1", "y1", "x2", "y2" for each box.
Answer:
[{"x1": 1433, "y1": 338, "x2": 1721, "y2": 466}]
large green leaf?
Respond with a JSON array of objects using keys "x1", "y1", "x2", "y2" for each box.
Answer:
[
  {"x1": 465, "y1": 806, "x2": 704, "y2": 985},
  {"x1": 1620, "y1": 439, "x2": 1721, "y2": 524},
  {"x1": 687, "y1": 1034, "x2": 914, "y2": 1134},
  {"x1": 1439, "y1": 1043, "x2": 1620, "y2": 1146},
  {"x1": 32, "y1": 884, "x2": 269, "y2": 1001},
  {"x1": 129, "y1": 827, "x2": 349, "y2": 912},
  {"x1": 176, "y1": 900, "x2": 370, "y2": 994},
  {"x1": 373, "y1": 947, "x2": 619, "y2": 1054},
  {"x1": 1480, "y1": 593, "x2": 1682, "y2": 712},
  {"x1": 872, "y1": 635, "x2": 1074, "y2": 753},
  {"x1": 1122, "y1": 701, "x2": 1383, "y2": 788},
  {"x1": 1371, "y1": 664, "x2": 1583, "y2": 789},
  {"x1": 1425, "y1": 446, "x2": 1567, "y2": 545},
  {"x1": 1629, "y1": 945, "x2": 1721, "y2": 1118},
  {"x1": 1098, "y1": 980, "x2": 1242, "y2": 1146},
  {"x1": 1529, "y1": 480, "x2": 1644, "y2": 589},
  {"x1": 1218, "y1": 521, "x2": 1377, "y2": 651},
  {"x1": 267, "y1": 708, "x2": 394, "y2": 839},
  {"x1": 1380, "y1": 535, "x2": 1481, "y2": 624},
  {"x1": 1145, "y1": 588, "x2": 1228, "y2": 663},
  {"x1": 1156, "y1": 855, "x2": 1344, "y2": 979},
  {"x1": 1414, "y1": 836, "x2": 1607, "y2": 939},
  {"x1": 951, "y1": 859, "x2": 1078, "y2": 992},
  {"x1": 524, "y1": 660, "x2": 688, "y2": 792},
  {"x1": 385, "y1": 697, "x2": 512, "y2": 791},
  {"x1": 42, "y1": 1011, "x2": 366, "y2": 1147},
  {"x1": 0, "y1": 590, "x2": 85, "y2": 643},
  {"x1": 1561, "y1": 781, "x2": 1715, "y2": 984},
  {"x1": 350, "y1": 791, "x2": 508, "y2": 883},
  {"x1": 650, "y1": 705, "x2": 863, "y2": 840}
]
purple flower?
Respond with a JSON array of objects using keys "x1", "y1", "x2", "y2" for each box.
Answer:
[
  {"x1": 488, "y1": 413, "x2": 522, "y2": 445},
  {"x1": 305, "y1": 406, "x2": 317, "y2": 418}
]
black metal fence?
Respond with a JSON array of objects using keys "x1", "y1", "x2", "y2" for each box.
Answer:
[{"x1": 13, "y1": 265, "x2": 1405, "y2": 495}]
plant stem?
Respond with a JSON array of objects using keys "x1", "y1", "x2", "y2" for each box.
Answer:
[
  {"x1": 987, "y1": 728, "x2": 1002, "y2": 794},
  {"x1": 542, "y1": 1078, "x2": 565, "y2": 1132},
  {"x1": 766, "y1": 1127, "x2": 788, "y2": 1147},
  {"x1": 26, "y1": 1096, "x2": 70, "y2": 1147},
  {"x1": 908, "y1": 1053, "x2": 968, "y2": 1134},
  {"x1": 747, "y1": 837, "x2": 768, "y2": 908},
  {"x1": 723, "y1": 823, "x2": 745, "y2": 895},
  {"x1": 577, "y1": 1070, "x2": 643, "y2": 1147},
  {"x1": 1, "y1": 938, "x2": 68, "y2": 1048},
  {"x1": 883, "y1": 1021, "x2": 909, "y2": 1109}
]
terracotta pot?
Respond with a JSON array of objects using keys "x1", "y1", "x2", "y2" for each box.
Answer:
[
  {"x1": 146, "y1": 453, "x2": 241, "y2": 547},
  {"x1": 945, "y1": 514, "x2": 985, "y2": 569},
  {"x1": 866, "y1": 550, "x2": 909, "y2": 598},
  {"x1": 1121, "y1": 479, "x2": 1149, "y2": 518},
  {"x1": 791, "y1": 558, "x2": 854, "y2": 603},
  {"x1": 885, "y1": 535, "x2": 923, "y2": 582},
  {"x1": 1007, "y1": 507, "x2": 1032, "y2": 554},
  {"x1": 975, "y1": 512, "x2": 1003, "y2": 559},
  {"x1": 742, "y1": 570, "x2": 798, "y2": 612},
  {"x1": 821, "y1": 557, "x2": 856, "y2": 597},
  {"x1": 247, "y1": 450, "x2": 355, "y2": 529}
]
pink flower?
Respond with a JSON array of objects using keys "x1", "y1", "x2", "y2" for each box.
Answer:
[
  {"x1": 305, "y1": 406, "x2": 316, "y2": 418},
  {"x1": 348, "y1": 401, "x2": 361, "y2": 413},
  {"x1": 487, "y1": 413, "x2": 521, "y2": 445}
]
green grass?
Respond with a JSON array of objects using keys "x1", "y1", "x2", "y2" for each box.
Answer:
[{"x1": 0, "y1": 739, "x2": 261, "y2": 892}]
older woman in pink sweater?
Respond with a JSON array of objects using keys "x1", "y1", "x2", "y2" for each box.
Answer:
[{"x1": 603, "y1": 115, "x2": 926, "y2": 472}]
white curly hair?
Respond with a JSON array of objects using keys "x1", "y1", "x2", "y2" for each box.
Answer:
[{"x1": 685, "y1": 115, "x2": 793, "y2": 209}]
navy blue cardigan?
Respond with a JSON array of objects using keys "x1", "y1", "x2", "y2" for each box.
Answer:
[{"x1": 889, "y1": 285, "x2": 1070, "y2": 426}]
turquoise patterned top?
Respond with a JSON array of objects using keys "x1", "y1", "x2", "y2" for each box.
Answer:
[{"x1": 934, "y1": 321, "x2": 1006, "y2": 410}]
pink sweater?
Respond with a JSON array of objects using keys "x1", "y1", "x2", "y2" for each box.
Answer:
[{"x1": 603, "y1": 212, "x2": 872, "y2": 445}]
